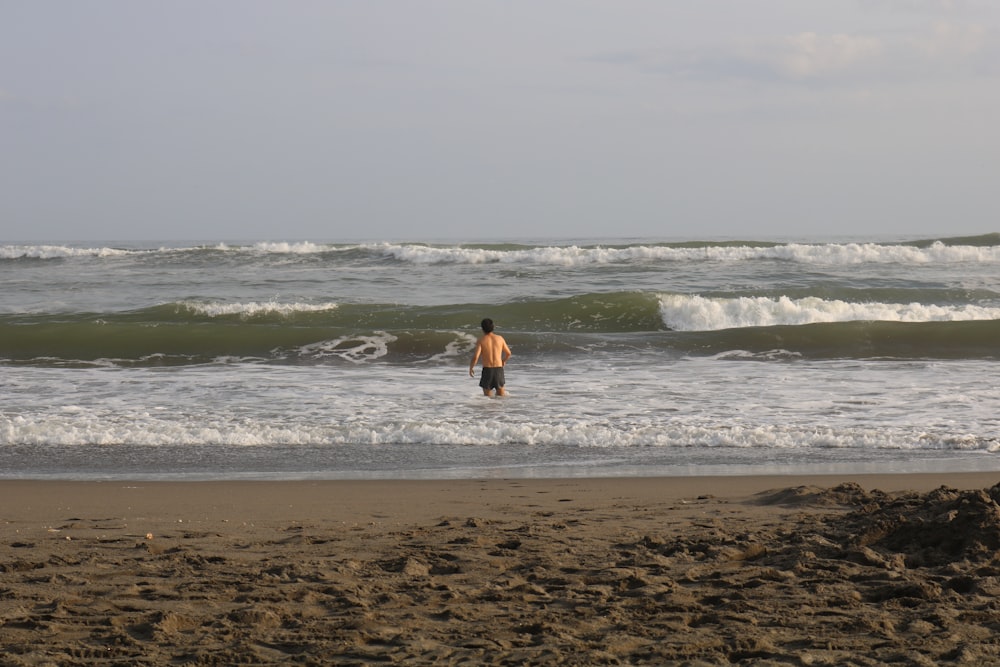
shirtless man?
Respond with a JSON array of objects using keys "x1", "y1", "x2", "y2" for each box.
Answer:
[{"x1": 469, "y1": 318, "x2": 512, "y2": 396}]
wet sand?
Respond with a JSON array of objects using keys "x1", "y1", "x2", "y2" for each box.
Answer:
[{"x1": 3, "y1": 473, "x2": 1000, "y2": 665}]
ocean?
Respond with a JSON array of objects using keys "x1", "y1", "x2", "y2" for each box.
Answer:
[{"x1": 2, "y1": 234, "x2": 999, "y2": 480}]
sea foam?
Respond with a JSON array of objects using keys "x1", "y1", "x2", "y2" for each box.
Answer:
[
  {"x1": 4, "y1": 412, "x2": 997, "y2": 453},
  {"x1": 5, "y1": 240, "x2": 999, "y2": 265},
  {"x1": 178, "y1": 301, "x2": 339, "y2": 318},
  {"x1": 658, "y1": 294, "x2": 1000, "y2": 331},
  {"x1": 0, "y1": 245, "x2": 133, "y2": 259},
  {"x1": 372, "y1": 241, "x2": 1000, "y2": 267}
]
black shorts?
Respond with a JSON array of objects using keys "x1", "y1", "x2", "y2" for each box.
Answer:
[{"x1": 479, "y1": 366, "x2": 505, "y2": 390}]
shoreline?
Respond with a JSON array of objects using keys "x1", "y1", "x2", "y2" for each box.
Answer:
[
  {"x1": 4, "y1": 452, "x2": 999, "y2": 486},
  {"x1": 5, "y1": 472, "x2": 1000, "y2": 665}
]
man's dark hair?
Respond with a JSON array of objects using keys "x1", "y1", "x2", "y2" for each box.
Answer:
[{"x1": 481, "y1": 318, "x2": 495, "y2": 333}]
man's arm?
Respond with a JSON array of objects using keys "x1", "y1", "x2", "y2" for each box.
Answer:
[
  {"x1": 469, "y1": 340, "x2": 482, "y2": 376},
  {"x1": 501, "y1": 339, "x2": 512, "y2": 365}
]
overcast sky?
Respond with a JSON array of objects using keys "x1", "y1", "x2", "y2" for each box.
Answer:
[{"x1": 2, "y1": 1, "x2": 998, "y2": 242}]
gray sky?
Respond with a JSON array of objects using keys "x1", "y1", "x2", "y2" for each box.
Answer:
[{"x1": 2, "y1": 1, "x2": 998, "y2": 242}]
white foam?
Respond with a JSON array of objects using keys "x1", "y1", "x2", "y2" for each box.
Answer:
[
  {"x1": 250, "y1": 241, "x2": 329, "y2": 254},
  {"x1": 3, "y1": 413, "x2": 997, "y2": 453},
  {"x1": 6, "y1": 240, "x2": 998, "y2": 265},
  {"x1": 374, "y1": 243, "x2": 745, "y2": 266},
  {"x1": 296, "y1": 332, "x2": 397, "y2": 363},
  {"x1": 178, "y1": 301, "x2": 339, "y2": 317},
  {"x1": 421, "y1": 331, "x2": 477, "y2": 364},
  {"x1": 369, "y1": 241, "x2": 1000, "y2": 267},
  {"x1": 659, "y1": 294, "x2": 1000, "y2": 331},
  {"x1": 0, "y1": 244, "x2": 133, "y2": 259}
]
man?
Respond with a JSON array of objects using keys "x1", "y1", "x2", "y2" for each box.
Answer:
[{"x1": 469, "y1": 318, "x2": 512, "y2": 396}]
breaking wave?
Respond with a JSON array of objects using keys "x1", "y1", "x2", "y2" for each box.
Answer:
[
  {"x1": 3, "y1": 233, "x2": 999, "y2": 266},
  {"x1": 3, "y1": 290, "x2": 999, "y2": 366}
]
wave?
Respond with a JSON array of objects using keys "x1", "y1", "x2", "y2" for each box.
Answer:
[
  {"x1": 160, "y1": 291, "x2": 1000, "y2": 332},
  {"x1": 3, "y1": 321, "x2": 998, "y2": 366},
  {"x1": 0, "y1": 322, "x2": 477, "y2": 367},
  {"x1": 909, "y1": 232, "x2": 1000, "y2": 248},
  {"x1": 3, "y1": 416, "x2": 997, "y2": 452},
  {"x1": 0, "y1": 241, "x2": 363, "y2": 261},
  {"x1": 658, "y1": 294, "x2": 1000, "y2": 331},
  {"x1": 2, "y1": 293, "x2": 665, "y2": 330},
  {"x1": 0, "y1": 244, "x2": 137, "y2": 259},
  {"x1": 370, "y1": 240, "x2": 1000, "y2": 266},
  {"x1": 667, "y1": 320, "x2": 1000, "y2": 361},
  {"x1": 174, "y1": 300, "x2": 341, "y2": 319},
  {"x1": 3, "y1": 292, "x2": 1000, "y2": 365},
  {"x1": 3, "y1": 233, "x2": 1000, "y2": 265}
]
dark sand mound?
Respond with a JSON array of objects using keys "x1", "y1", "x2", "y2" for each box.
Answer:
[
  {"x1": 840, "y1": 483, "x2": 1000, "y2": 566},
  {"x1": 756, "y1": 481, "x2": 890, "y2": 508}
]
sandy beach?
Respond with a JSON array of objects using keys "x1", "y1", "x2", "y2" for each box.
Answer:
[{"x1": 4, "y1": 472, "x2": 1000, "y2": 665}]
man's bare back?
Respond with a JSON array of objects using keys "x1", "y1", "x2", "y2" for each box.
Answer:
[{"x1": 469, "y1": 318, "x2": 512, "y2": 396}]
